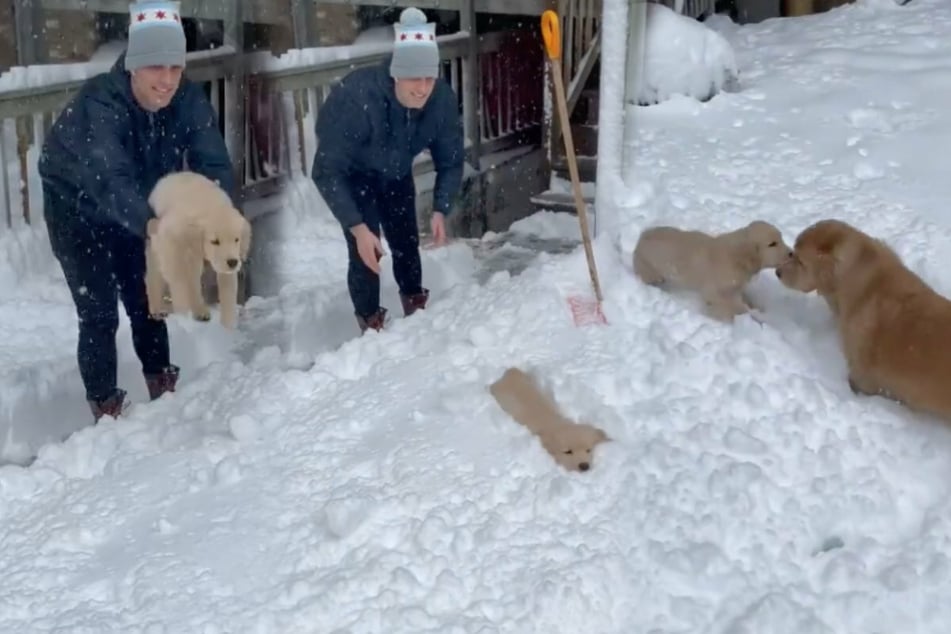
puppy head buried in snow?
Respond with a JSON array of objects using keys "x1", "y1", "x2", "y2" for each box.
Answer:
[
  {"x1": 489, "y1": 367, "x2": 609, "y2": 472},
  {"x1": 538, "y1": 422, "x2": 609, "y2": 472},
  {"x1": 147, "y1": 171, "x2": 252, "y2": 276}
]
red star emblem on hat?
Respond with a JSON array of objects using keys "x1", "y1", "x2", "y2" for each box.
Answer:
[
  {"x1": 414, "y1": 32, "x2": 423, "y2": 40},
  {"x1": 400, "y1": 34, "x2": 407, "y2": 40},
  {"x1": 137, "y1": 12, "x2": 145, "y2": 21},
  {"x1": 156, "y1": 10, "x2": 166, "y2": 19}
]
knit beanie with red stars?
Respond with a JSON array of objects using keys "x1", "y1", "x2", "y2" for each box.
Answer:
[
  {"x1": 390, "y1": 7, "x2": 440, "y2": 79},
  {"x1": 125, "y1": 0, "x2": 187, "y2": 71}
]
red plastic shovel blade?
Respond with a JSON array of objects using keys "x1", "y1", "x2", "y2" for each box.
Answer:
[{"x1": 567, "y1": 295, "x2": 607, "y2": 326}]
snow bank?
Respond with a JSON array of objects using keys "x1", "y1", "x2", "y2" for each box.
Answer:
[{"x1": 636, "y1": 3, "x2": 740, "y2": 105}]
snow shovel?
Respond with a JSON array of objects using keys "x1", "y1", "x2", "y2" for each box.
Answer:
[{"x1": 541, "y1": 9, "x2": 607, "y2": 326}]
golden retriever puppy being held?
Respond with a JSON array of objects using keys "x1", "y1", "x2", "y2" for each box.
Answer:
[
  {"x1": 633, "y1": 220, "x2": 793, "y2": 322},
  {"x1": 146, "y1": 171, "x2": 252, "y2": 329},
  {"x1": 776, "y1": 218, "x2": 951, "y2": 422},
  {"x1": 489, "y1": 367, "x2": 609, "y2": 472}
]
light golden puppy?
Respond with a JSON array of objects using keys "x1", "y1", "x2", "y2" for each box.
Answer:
[
  {"x1": 489, "y1": 367, "x2": 609, "y2": 472},
  {"x1": 145, "y1": 171, "x2": 251, "y2": 329},
  {"x1": 776, "y1": 218, "x2": 951, "y2": 422},
  {"x1": 633, "y1": 220, "x2": 793, "y2": 322}
]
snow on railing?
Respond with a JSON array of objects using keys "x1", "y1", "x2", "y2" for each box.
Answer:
[{"x1": 0, "y1": 25, "x2": 548, "y2": 235}]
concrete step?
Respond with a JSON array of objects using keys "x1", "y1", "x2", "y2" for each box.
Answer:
[
  {"x1": 560, "y1": 122, "x2": 598, "y2": 157},
  {"x1": 578, "y1": 89, "x2": 600, "y2": 125},
  {"x1": 529, "y1": 189, "x2": 595, "y2": 214},
  {"x1": 551, "y1": 154, "x2": 598, "y2": 183}
]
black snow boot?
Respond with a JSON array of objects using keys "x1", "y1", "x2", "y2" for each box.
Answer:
[
  {"x1": 400, "y1": 288, "x2": 430, "y2": 317},
  {"x1": 145, "y1": 364, "x2": 180, "y2": 401},
  {"x1": 88, "y1": 388, "x2": 129, "y2": 423},
  {"x1": 356, "y1": 307, "x2": 388, "y2": 333}
]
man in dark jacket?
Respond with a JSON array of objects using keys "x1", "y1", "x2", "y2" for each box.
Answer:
[
  {"x1": 38, "y1": 0, "x2": 235, "y2": 422},
  {"x1": 312, "y1": 6, "x2": 465, "y2": 333}
]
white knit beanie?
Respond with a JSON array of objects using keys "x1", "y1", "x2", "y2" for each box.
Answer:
[
  {"x1": 125, "y1": 0, "x2": 187, "y2": 71},
  {"x1": 390, "y1": 7, "x2": 440, "y2": 79}
]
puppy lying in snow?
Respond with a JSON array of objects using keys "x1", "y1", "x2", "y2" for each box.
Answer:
[
  {"x1": 633, "y1": 220, "x2": 793, "y2": 322},
  {"x1": 145, "y1": 171, "x2": 252, "y2": 329},
  {"x1": 489, "y1": 367, "x2": 609, "y2": 472}
]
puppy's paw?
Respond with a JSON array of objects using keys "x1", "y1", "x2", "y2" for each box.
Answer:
[
  {"x1": 147, "y1": 297, "x2": 172, "y2": 320},
  {"x1": 746, "y1": 309, "x2": 766, "y2": 326},
  {"x1": 219, "y1": 310, "x2": 237, "y2": 330},
  {"x1": 193, "y1": 305, "x2": 212, "y2": 322},
  {"x1": 705, "y1": 300, "x2": 743, "y2": 323}
]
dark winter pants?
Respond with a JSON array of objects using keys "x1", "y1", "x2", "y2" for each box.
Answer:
[
  {"x1": 42, "y1": 187, "x2": 170, "y2": 403},
  {"x1": 343, "y1": 174, "x2": 424, "y2": 318}
]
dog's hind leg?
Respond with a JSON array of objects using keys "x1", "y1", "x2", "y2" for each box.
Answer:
[
  {"x1": 161, "y1": 256, "x2": 194, "y2": 317},
  {"x1": 740, "y1": 288, "x2": 761, "y2": 312},
  {"x1": 216, "y1": 272, "x2": 238, "y2": 329},
  {"x1": 145, "y1": 244, "x2": 171, "y2": 319},
  {"x1": 633, "y1": 250, "x2": 666, "y2": 287},
  {"x1": 703, "y1": 288, "x2": 749, "y2": 323}
]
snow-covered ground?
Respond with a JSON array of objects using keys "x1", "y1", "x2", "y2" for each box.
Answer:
[{"x1": 4, "y1": 0, "x2": 951, "y2": 631}]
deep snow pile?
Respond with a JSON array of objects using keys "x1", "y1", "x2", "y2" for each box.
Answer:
[
  {"x1": 634, "y1": 2, "x2": 740, "y2": 105},
  {"x1": 1, "y1": 0, "x2": 951, "y2": 632}
]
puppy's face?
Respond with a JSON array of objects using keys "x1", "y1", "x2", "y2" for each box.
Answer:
[
  {"x1": 202, "y1": 210, "x2": 252, "y2": 275},
  {"x1": 775, "y1": 219, "x2": 854, "y2": 295},
  {"x1": 746, "y1": 221, "x2": 794, "y2": 268},
  {"x1": 539, "y1": 423, "x2": 609, "y2": 472}
]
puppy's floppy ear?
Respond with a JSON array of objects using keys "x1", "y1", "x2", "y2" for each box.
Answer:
[{"x1": 239, "y1": 216, "x2": 252, "y2": 261}]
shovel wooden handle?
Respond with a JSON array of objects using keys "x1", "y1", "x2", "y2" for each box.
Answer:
[
  {"x1": 541, "y1": 10, "x2": 561, "y2": 60},
  {"x1": 539, "y1": 9, "x2": 604, "y2": 304}
]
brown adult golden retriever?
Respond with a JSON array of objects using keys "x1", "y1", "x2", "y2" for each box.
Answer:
[
  {"x1": 776, "y1": 218, "x2": 951, "y2": 421},
  {"x1": 145, "y1": 171, "x2": 251, "y2": 329},
  {"x1": 489, "y1": 367, "x2": 609, "y2": 472},
  {"x1": 634, "y1": 220, "x2": 793, "y2": 322}
]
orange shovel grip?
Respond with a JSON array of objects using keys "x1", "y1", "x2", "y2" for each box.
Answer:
[{"x1": 541, "y1": 10, "x2": 561, "y2": 60}]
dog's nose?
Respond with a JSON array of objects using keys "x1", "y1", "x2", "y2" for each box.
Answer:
[
  {"x1": 226, "y1": 258, "x2": 239, "y2": 269},
  {"x1": 578, "y1": 462, "x2": 590, "y2": 471},
  {"x1": 775, "y1": 268, "x2": 783, "y2": 279}
]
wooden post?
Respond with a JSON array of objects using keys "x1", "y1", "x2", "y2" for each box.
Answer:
[
  {"x1": 11, "y1": 0, "x2": 46, "y2": 229},
  {"x1": 15, "y1": 116, "x2": 32, "y2": 226},
  {"x1": 460, "y1": 0, "x2": 482, "y2": 171},
  {"x1": 222, "y1": 0, "x2": 246, "y2": 208},
  {"x1": 289, "y1": 0, "x2": 312, "y2": 177},
  {"x1": 459, "y1": 0, "x2": 485, "y2": 235},
  {"x1": 222, "y1": 0, "x2": 251, "y2": 304},
  {"x1": 540, "y1": 0, "x2": 558, "y2": 183},
  {"x1": 289, "y1": 0, "x2": 313, "y2": 48},
  {"x1": 12, "y1": 0, "x2": 47, "y2": 66}
]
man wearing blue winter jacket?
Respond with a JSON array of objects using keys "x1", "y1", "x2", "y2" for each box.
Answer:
[
  {"x1": 312, "y1": 6, "x2": 465, "y2": 333},
  {"x1": 38, "y1": 0, "x2": 235, "y2": 422}
]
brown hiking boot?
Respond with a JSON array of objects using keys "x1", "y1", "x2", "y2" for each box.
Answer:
[
  {"x1": 88, "y1": 388, "x2": 129, "y2": 423},
  {"x1": 145, "y1": 364, "x2": 180, "y2": 401},
  {"x1": 356, "y1": 307, "x2": 388, "y2": 333},
  {"x1": 400, "y1": 288, "x2": 430, "y2": 317}
]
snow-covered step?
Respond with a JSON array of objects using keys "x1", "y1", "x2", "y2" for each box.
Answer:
[{"x1": 529, "y1": 189, "x2": 595, "y2": 214}]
